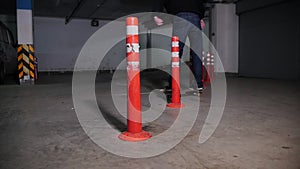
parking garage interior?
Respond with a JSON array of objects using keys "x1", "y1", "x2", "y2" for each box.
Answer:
[{"x1": 0, "y1": 0, "x2": 299, "y2": 169}]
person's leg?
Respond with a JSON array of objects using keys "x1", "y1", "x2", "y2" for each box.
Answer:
[
  {"x1": 188, "y1": 15, "x2": 203, "y2": 89},
  {"x1": 190, "y1": 43, "x2": 203, "y2": 89},
  {"x1": 173, "y1": 13, "x2": 191, "y2": 58},
  {"x1": 165, "y1": 14, "x2": 190, "y2": 89}
]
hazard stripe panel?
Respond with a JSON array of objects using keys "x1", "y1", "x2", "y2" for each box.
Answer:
[{"x1": 17, "y1": 44, "x2": 35, "y2": 81}]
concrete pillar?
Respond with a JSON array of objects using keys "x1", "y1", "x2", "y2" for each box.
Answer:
[{"x1": 16, "y1": 0, "x2": 35, "y2": 84}]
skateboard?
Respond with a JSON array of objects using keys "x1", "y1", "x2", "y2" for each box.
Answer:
[{"x1": 185, "y1": 88, "x2": 202, "y2": 96}]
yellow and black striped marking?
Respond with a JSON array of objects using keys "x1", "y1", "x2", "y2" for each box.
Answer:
[{"x1": 17, "y1": 44, "x2": 35, "y2": 81}]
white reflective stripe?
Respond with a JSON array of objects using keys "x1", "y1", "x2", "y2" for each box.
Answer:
[
  {"x1": 172, "y1": 41, "x2": 179, "y2": 47},
  {"x1": 128, "y1": 61, "x2": 139, "y2": 66},
  {"x1": 126, "y1": 43, "x2": 140, "y2": 53},
  {"x1": 211, "y1": 55, "x2": 214, "y2": 58},
  {"x1": 17, "y1": 10, "x2": 33, "y2": 44},
  {"x1": 172, "y1": 62, "x2": 180, "y2": 67},
  {"x1": 206, "y1": 58, "x2": 210, "y2": 61},
  {"x1": 127, "y1": 61, "x2": 140, "y2": 70},
  {"x1": 172, "y1": 52, "x2": 179, "y2": 57},
  {"x1": 207, "y1": 62, "x2": 211, "y2": 65},
  {"x1": 211, "y1": 59, "x2": 214, "y2": 62},
  {"x1": 126, "y1": 25, "x2": 138, "y2": 35},
  {"x1": 211, "y1": 63, "x2": 215, "y2": 65},
  {"x1": 207, "y1": 53, "x2": 210, "y2": 57}
]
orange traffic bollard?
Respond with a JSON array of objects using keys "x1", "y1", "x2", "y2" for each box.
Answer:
[
  {"x1": 167, "y1": 36, "x2": 185, "y2": 108},
  {"x1": 205, "y1": 51, "x2": 215, "y2": 85},
  {"x1": 203, "y1": 51, "x2": 216, "y2": 87},
  {"x1": 205, "y1": 52, "x2": 211, "y2": 84},
  {"x1": 202, "y1": 51, "x2": 207, "y2": 88},
  {"x1": 119, "y1": 17, "x2": 151, "y2": 142},
  {"x1": 210, "y1": 53, "x2": 215, "y2": 81}
]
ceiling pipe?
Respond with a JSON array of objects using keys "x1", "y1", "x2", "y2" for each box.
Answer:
[{"x1": 65, "y1": 0, "x2": 86, "y2": 24}]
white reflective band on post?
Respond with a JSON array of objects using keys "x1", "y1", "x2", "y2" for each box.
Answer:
[
  {"x1": 172, "y1": 41, "x2": 179, "y2": 47},
  {"x1": 126, "y1": 43, "x2": 140, "y2": 53},
  {"x1": 172, "y1": 52, "x2": 179, "y2": 57},
  {"x1": 126, "y1": 25, "x2": 138, "y2": 35},
  {"x1": 128, "y1": 61, "x2": 139, "y2": 66},
  {"x1": 207, "y1": 53, "x2": 210, "y2": 57},
  {"x1": 211, "y1": 55, "x2": 214, "y2": 58},
  {"x1": 127, "y1": 61, "x2": 140, "y2": 70},
  {"x1": 207, "y1": 62, "x2": 211, "y2": 65},
  {"x1": 211, "y1": 59, "x2": 214, "y2": 62},
  {"x1": 207, "y1": 58, "x2": 210, "y2": 61},
  {"x1": 172, "y1": 62, "x2": 180, "y2": 67}
]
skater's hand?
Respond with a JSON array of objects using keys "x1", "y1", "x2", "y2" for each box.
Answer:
[
  {"x1": 200, "y1": 19, "x2": 205, "y2": 30},
  {"x1": 154, "y1": 16, "x2": 164, "y2": 26}
]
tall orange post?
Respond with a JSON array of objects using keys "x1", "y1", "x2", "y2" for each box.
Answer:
[
  {"x1": 119, "y1": 17, "x2": 151, "y2": 142},
  {"x1": 167, "y1": 36, "x2": 185, "y2": 108}
]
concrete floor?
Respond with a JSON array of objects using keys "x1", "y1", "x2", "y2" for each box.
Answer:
[{"x1": 0, "y1": 71, "x2": 299, "y2": 169}]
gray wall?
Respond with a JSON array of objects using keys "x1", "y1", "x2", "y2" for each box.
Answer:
[
  {"x1": 212, "y1": 4, "x2": 239, "y2": 73},
  {"x1": 237, "y1": 0, "x2": 300, "y2": 79},
  {"x1": 33, "y1": 17, "x2": 171, "y2": 72},
  {"x1": 33, "y1": 8, "x2": 239, "y2": 72},
  {"x1": 34, "y1": 17, "x2": 100, "y2": 71}
]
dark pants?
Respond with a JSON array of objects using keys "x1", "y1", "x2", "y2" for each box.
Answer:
[{"x1": 170, "y1": 12, "x2": 203, "y2": 88}]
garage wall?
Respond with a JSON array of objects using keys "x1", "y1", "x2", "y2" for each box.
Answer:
[
  {"x1": 237, "y1": 0, "x2": 300, "y2": 79},
  {"x1": 34, "y1": 6, "x2": 240, "y2": 73},
  {"x1": 33, "y1": 17, "x2": 171, "y2": 72},
  {"x1": 34, "y1": 17, "x2": 132, "y2": 72},
  {"x1": 34, "y1": 17, "x2": 100, "y2": 71},
  {"x1": 212, "y1": 4, "x2": 239, "y2": 73}
]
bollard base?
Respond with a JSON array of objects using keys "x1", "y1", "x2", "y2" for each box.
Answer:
[
  {"x1": 119, "y1": 131, "x2": 151, "y2": 142},
  {"x1": 167, "y1": 102, "x2": 185, "y2": 108}
]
